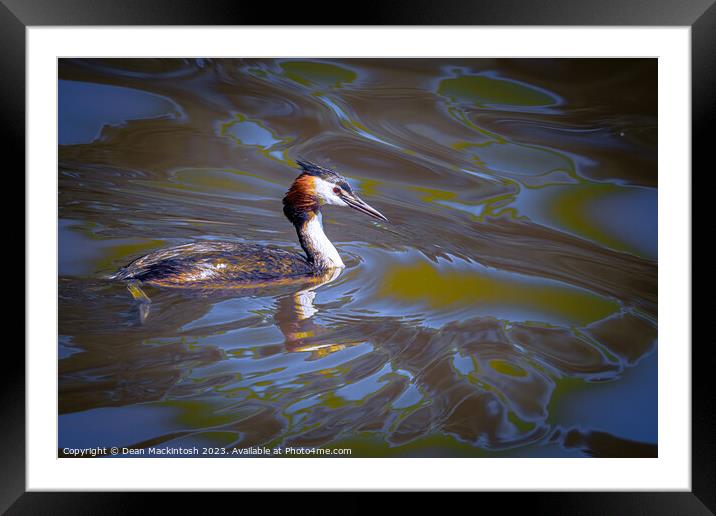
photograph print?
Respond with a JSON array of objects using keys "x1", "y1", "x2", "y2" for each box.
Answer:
[{"x1": 58, "y1": 58, "x2": 657, "y2": 458}]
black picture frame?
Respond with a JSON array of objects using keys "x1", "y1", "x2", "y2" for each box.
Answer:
[{"x1": 6, "y1": 0, "x2": 709, "y2": 512}]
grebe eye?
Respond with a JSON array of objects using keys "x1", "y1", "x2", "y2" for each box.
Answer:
[{"x1": 333, "y1": 187, "x2": 341, "y2": 194}]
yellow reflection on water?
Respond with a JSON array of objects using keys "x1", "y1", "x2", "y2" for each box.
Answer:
[
  {"x1": 438, "y1": 74, "x2": 557, "y2": 107},
  {"x1": 380, "y1": 261, "x2": 619, "y2": 326},
  {"x1": 280, "y1": 60, "x2": 357, "y2": 88}
]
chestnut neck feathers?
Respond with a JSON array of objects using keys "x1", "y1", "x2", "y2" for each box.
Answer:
[{"x1": 283, "y1": 170, "x2": 344, "y2": 270}]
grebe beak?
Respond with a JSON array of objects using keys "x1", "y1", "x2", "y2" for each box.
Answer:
[{"x1": 342, "y1": 194, "x2": 389, "y2": 222}]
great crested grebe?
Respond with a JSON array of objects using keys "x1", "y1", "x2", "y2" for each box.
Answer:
[{"x1": 111, "y1": 160, "x2": 387, "y2": 302}]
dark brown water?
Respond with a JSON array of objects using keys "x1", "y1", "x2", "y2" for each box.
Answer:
[{"x1": 58, "y1": 58, "x2": 657, "y2": 457}]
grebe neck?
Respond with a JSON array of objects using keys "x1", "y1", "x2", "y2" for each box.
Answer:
[{"x1": 296, "y1": 211, "x2": 344, "y2": 270}]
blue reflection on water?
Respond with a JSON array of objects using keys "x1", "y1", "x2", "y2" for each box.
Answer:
[
  {"x1": 60, "y1": 404, "x2": 182, "y2": 449},
  {"x1": 59, "y1": 80, "x2": 182, "y2": 145},
  {"x1": 552, "y1": 349, "x2": 657, "y2": 444},
  {"x1": 586, "y1": 186, "x2": 657, "y2": 260}
]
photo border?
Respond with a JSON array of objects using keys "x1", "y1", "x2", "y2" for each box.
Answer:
[{"x1": 7, "y1": 0, "x2": 709, "y2": 511}]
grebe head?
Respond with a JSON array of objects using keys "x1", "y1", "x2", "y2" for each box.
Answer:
[
  {"x1": 283, "y1": 160, "x2": 387, "y2": 270},
  {"x1": 283, "y1": 160, "x2": 388, "y2": 224}
]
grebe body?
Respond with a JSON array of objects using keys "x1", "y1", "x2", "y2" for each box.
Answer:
[
  {"x1": 111, "y1": 161, "x2": 387, "y2": 293},
  {"x1": 111, "y1": 241, "x2": 316, "y2": 289}
]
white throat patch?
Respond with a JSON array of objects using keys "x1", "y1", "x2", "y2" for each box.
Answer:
[{"x1": 303, "y1": 212, "x2": 345, "y2": 269}]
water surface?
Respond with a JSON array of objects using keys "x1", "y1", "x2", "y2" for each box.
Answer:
[{"x1": 58, "y1": 58, "x2": 657, "y2": 457}]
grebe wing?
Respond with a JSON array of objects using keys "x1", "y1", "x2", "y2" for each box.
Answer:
[{"x1": 112, "y1": 241, "x2": 315, "y2": 285}]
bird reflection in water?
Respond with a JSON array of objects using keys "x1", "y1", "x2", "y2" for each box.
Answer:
[{"x1": 273, "y1": 268, "x2": 361, "y2": 357}]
